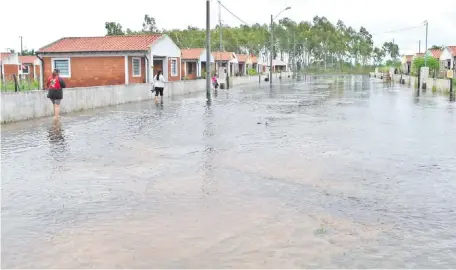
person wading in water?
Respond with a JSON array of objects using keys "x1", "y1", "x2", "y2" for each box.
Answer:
[
  {"x1": 153, "y1": 70, "x2": 165, "y2": 103},
  {"x1": 46, "y1": 69, "x2": 66, "y2": 119}
]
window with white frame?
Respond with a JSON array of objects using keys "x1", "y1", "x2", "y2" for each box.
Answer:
[
  {"x1": 22, "y1": 64, "x2": 30, "y2": 74},
  {"x1": 171, "y1": 58, "x2": 178, "y2": 76},
  {"x1": 132, "y1": 57, "x2": 141, "y2": 77},
  {"x1": 52, "y1": 58, "x2": 71, "y2": 77}
]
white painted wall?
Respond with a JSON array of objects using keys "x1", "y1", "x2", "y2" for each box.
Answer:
[
  {"x1": 150, "y1": 35, "x2": 181, "y2": 58},
  {"x1": 440, "y1": 48, "x2": 452, "y2": 60},
  {"x1": 440, "y1": 47, "x2": 454, "y2": 70},
  {"x1": 1, "y1": 52, "x2": 19, "y2": 64},
  {"x1": 199, "y1": 49, "x2": 214, "y2": 63}
]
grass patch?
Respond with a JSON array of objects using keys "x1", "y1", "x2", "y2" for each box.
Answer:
[
  {"x1": 314, "y1": 224, "x2": 328, "y2": 235},
  {"x1": 0, "y1": 80, "x2": 39, "y2": 92}
]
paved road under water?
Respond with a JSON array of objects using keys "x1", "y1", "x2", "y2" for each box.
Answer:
[{"x1": 2, "y1": 75, "x2": 456, "y2": 268}]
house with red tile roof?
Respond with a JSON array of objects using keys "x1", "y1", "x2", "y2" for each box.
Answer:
[
  {"x1": 212, "y1": 51, "x2": 238, "y2": 77},
  {"x1": 401, "y1": 54, "x2": 414, "y2": 74},
  {"x1": 237, "y1": 54, "x2": 250, "y2": 76},
  {"x1": 36, "y1": 34, "x2": 181, "y2": 88},
  {"x1": 426, "y1": 49, "x2": 442, "y2": 59},
  {"x1": 19, "y1": 55, "x2": 41, "y2": 81},
  {"x1": 181, "y1": 48, "x2": 214, "y2": 80},
  {"x1": 1, "y1": 53, "x2": 42, "y2": 84},
  {"x1": 439, "y1": 46, "x2": 456, "y2": 72}
]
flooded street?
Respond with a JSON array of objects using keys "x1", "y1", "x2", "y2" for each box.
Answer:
[{"x1": 2, "y1": 76, "x2": 456, "y2": 268}]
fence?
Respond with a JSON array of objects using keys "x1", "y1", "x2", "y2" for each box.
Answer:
[{"x1": 0, "y1": 74, "x2": 40, "y2": 92}]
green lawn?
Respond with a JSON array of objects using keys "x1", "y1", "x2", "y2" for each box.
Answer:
[{"x1": 0, "y1": 80, "x2": 40, "y2": 92}]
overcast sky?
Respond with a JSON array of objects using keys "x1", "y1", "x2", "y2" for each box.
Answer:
[{"x1": 1, "y1": 0, "x2": 455, "y2": 55}]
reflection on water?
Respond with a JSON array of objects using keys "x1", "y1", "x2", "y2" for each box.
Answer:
[
  {"x1": 1, "y1": 75, "x2": 456, "y2": 268},
  {"x1": 48, "y1": 119, "x2": 65, "y2": 144}
]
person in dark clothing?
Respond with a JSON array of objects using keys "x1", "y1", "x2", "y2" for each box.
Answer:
[{"x1": 46, "y1": 68, "x2": 66, "y2": 119}]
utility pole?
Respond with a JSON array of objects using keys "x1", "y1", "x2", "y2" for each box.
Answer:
[
  {"x1": 419, "y1": 40, "x2": 421, "y2": 53},
  {"x1": 206, "y1": 0, "x2": 211, "y2": 100},
  {"x1": 19, "y1": 36, "x2": 23, "y2": 55},
  {"x1": 219, "y1": 0, "x2": 223, "y2": 51},
  {"x1": 424, "y1": 20, "x2": 428, "y2": 67},
  {"x1": 269, "y1": 14, "x2": 273, "y2": 86},
  {"x1": 293, "y1": 32, "x2": 296, "y2": 75}
]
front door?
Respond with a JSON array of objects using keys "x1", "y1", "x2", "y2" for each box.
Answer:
[{"x1": 153, "y1": 59, "x2": 163, "y2": 79}]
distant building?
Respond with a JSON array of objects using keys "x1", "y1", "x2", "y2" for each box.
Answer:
[
  {"x1": 36, "y1": 34, "x2": 181, "y2": 88},
  {"x1": 181, "y1": 48, "x2": 214, "y2": 79},
  {"x1": 212, "y1": 51, "x2": 238, "y2": 77},
  {"x1": 272, "y1": 59, "x2": 287, "y2": 72},
  {"x1": 439, "y1": 46, "x2": 456, "y2": 72},
  {"x1": 401, "y1": 55, "x2": 414, "y2": 74}
]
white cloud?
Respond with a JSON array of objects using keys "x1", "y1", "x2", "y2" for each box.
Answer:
[{"x1": 1, "y1": 0, "x2": 455, "y2": 55}]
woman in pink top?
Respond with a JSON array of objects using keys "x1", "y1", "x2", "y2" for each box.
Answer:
[{"x1": 212, "y1": 74, "x2": 218, "y2": 90}]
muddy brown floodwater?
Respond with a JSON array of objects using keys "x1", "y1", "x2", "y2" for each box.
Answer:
[{"x1": 2, "y1": 75, "x2": 456, "y2": 268}]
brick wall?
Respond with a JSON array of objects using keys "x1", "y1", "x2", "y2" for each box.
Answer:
[
  {"x1": 185, "y1": 62, "x2": 197, "y2": 80},
  {"x1": 42, "y1": 56, "x2": 125, "y2": 87},
  {"x1": 167, "y1": 57, "x2": 181, "y2": 82},
  {"x1": 3, "y1": 64, "x2": 19, "y2": 79},
  {"x1": 34, "y1": 64, "x2": 41, "y2": 79}
]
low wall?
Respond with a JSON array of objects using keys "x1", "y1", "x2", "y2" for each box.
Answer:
[
  {"x1": 1, "y1": 72, "x2": 290, "y2": 123},
  {"x1": 391, "y1": 74, "x2": 450, "y2": 90}
]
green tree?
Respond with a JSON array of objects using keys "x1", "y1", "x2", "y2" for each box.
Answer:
[
  {"x1": 21, "y1": 49, "x2": 35, "y2": 56},
  {"x1": 142, "y1": 14, "x2": 159, "y2": 33},
  {"x1": 104, "y1": 15, "x2": 380, "y2": 72},
  {"x1": 411, "y1": 56, "x2": 440, "y2": 77},
  {"x1": 105, "y1": 22, "x2": 125, "y2": 36},
  {"x1": 382, "y1": 41, "x2": 400, "y2": 60},
  {"x1": 429, "y1": 45, "x2": 444, "y2": 50},
  {"x1": 372, "y1": 47, "x2": 385, "y2": 66}
]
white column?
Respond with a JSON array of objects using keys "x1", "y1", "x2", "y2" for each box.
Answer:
[
  {"x1": 163, "y1": 57, "x2": 169, "y2": 81},
  {"x1": 197, "y1": 61, "x2": 200, "y2": 77},
  {"x1": 124, "y1": 55, "x2": 129, "y2": 85},
  {"x1": 1, "y1": 63, "x2": 4, "y2": 83},
  {"x1": 145, "y1": 57, "x2": 149, "y2": 83},
  {"x1": 39, "y1": 60, "x2": 44, "y2": 89},
  {"x1": 150, "y1": 50, "x2": 154, "y2": 83},
  {"x1": 33, "y1": 64, "x2": 36, "y2": 80},
  {"x1": 184, "y1": 61, "x2": 187, "y2": 77},
  {"x1": 179, "y1": 58, "x2": 182, "y2": 81}
]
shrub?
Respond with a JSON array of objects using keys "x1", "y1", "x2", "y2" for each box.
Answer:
[{"x1": 247, "y1": 68, "x2": 257, "y2": 76}]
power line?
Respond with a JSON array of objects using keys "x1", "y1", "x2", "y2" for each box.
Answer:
[
  {"x1": 371, "y1": 24, "x2": 424, "y2": 36},
  {"x1": 217, "y1": 0, "x2": 249, "y2": 25}
]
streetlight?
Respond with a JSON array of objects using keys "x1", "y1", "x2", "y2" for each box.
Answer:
[{"x1": 270, "y1": 6, "x2": 291, "y2": 85}]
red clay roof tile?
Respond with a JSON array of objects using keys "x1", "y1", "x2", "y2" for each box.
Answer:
[
  {"x1": 212, "y1": 51, "x2": 236, "y2": 61},
  {"x1": 428, "y1": 49, "x2": 442, "y2": 59},
  {"x1": 19, "y1": 55, "x2": 38, "y2": 63},
  {"x1": 237, "y1": 54, "x2": 249, "y2": 62},
  {"x1": 37, "y1": 35, "x2": 163, "y2": 53},
  {"x1": 0, "y1": 52, "x2": 12, "y2": 60},
  {"x1": 448, "y1": 46, "x2": 456, "y2": 56},
  {"x1": 181, "y1": 48, "x2": 204, "y2": 60}
]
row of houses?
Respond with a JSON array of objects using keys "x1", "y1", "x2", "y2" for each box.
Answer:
[
  {"x1": 1, "y1": 34, "x2": 288, "y2": 89},
  {"x1": 401, "y1": 46, "x2": 456, "y2": 76}
]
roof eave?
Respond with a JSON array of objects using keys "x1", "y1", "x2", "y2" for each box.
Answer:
[{"x1": 37, "y1": 50, "x2": 148, "y2": 55}]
